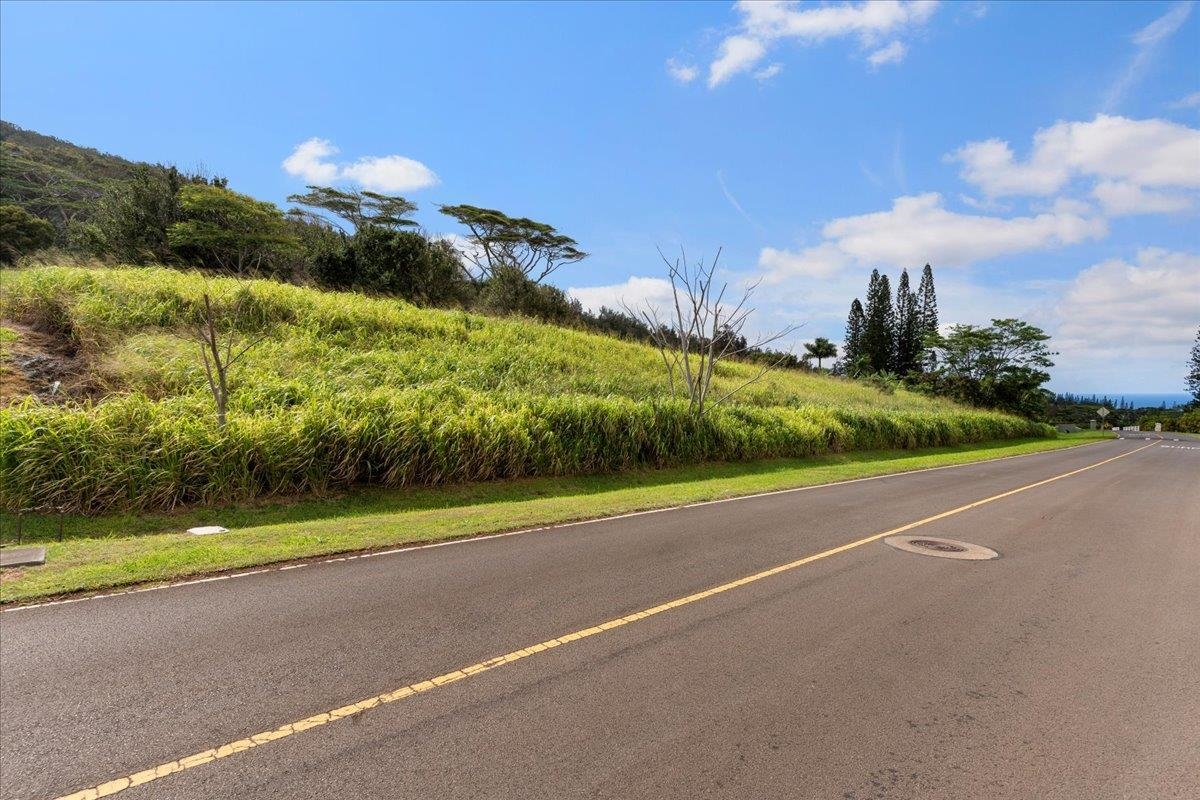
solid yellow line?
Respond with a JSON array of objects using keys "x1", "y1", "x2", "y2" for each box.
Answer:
[{"x1": 53, "y1": 440, "x2": 1157, "y2": 800}]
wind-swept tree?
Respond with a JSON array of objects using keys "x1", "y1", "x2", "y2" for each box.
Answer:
[
  {"x1": 804, "y1": 337, "x2": 838, "y2": 370},
  {"x1": 1188, "y1": 326, "x2": 1200, "y2": 402},
  {"x1": 861, "y1": 269, "x2": 895, "y2": 373},
  {"x1": 439, "y1": 204, "x2": 586, "y2": 283},
  {"x1": 893, "y1": 268, "x2": 921, "y2": 375},
  {"x1": 287, "y1": 186, "x2": 418, "y2": 232}
]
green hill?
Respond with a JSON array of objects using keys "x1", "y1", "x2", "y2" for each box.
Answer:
[
  {"x1": 0, "y1": 264, "x2": 1051, "y2": 513},
  {"x1": 0, "y1": 120, "x2": 146, "y2": 238}
]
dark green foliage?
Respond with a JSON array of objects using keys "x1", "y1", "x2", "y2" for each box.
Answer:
[
  {"x1": 1188, "y1": 326, "x2": 1200, "y2": 402},
  {"x1": 314, "y1": 226, "x2": 472, "y2": 306},
  {"x1": 0, "y1": 204, "x2": 56, "y2": 264},
  {"x1": 922, "y1": 318, "x2": 1055, "y2": 418},
  {"x1": 803, "y1": 337, "x2": 837, "y2": 369},
  {"x1": 843, "y1": 298, "x2": 865, "y2": 371},
  {"x1": 917, "y1": 263, "x2": 938, "y2": 356},
  {"x1": 861, "y1": 269, "x2": 895, "y2": 373},
  {"x1": 439, "y1": 204, "x2": 587, "y2": 282},
  {"x1": 70, "y1": 164, "x2": 193, "y2": 264},
  {"x1": 477, "y1": 265, "x2": 583, "y2": 323},
  {"x1": 287, "y1": 186, "x2": 418, "y2": 232},
  {"x1": 892, "y1": 269, "x2": 921, "y2": 375},
  {"x1": 168, "y1": 184, "x2": 301, "y2": 275}
]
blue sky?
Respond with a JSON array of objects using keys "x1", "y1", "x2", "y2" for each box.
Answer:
[{"x1": 3, "y1": 0, "x2": 1198, "y2": 392}]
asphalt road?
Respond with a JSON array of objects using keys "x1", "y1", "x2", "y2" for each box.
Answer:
[{"x1": 2, "y1": 438, "x2": 1198, "y2": 799}]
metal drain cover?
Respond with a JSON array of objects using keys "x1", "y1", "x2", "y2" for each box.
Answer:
[{"x1": 883, "y1": 535, "x2": 998, "y2": 560}]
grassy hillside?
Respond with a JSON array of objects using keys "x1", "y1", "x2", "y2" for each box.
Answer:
[
  {"x1": 0, "y1": 120, "x2": 144, "y2": 237},
  {"x1": 1, "y1": 265, "x2": 1052, "y2": 513}
]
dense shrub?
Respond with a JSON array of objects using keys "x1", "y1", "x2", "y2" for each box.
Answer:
[
  {"x1": 313, "y1": 226, "x2": 473, "y2": 306},
  {"x1": 0, "y1": 392, "x2": 1050, "y2": 513}
]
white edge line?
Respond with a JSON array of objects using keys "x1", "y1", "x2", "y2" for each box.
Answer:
[{"x1": 2, "y1": 438, "x2": 1121, "y2": 613}]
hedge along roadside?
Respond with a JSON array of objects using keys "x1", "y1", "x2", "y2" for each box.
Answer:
[{"x1": 1, "y1": 390, "x2": 1051, "y2": 514}]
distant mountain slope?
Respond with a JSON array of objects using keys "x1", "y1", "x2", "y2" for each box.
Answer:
[{"x1": 0, "y1": 120, "x2": 146, "y2": 238}]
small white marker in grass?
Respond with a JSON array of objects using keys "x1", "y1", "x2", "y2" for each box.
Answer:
[{"x1": 187, "y1": 526, "x2": 229, "y2": 536}]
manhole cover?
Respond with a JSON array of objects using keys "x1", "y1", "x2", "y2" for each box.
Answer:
[
  {"x1": 883, "y1": 535, "x2": 998, "y2": 561},
  {"x1": 909, "y1": 538, "x2": 966, "y2": 553}
]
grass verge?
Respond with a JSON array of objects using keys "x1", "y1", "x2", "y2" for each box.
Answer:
[{"x1": 1, "y1": 433, "x2": 1111, "y2": 605}]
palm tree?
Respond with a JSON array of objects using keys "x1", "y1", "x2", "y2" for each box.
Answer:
[{"x1": 804, "y1": 337, "x2": 838, "y2": 370}]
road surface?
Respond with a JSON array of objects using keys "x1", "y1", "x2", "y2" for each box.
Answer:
[{"x1": 2, "y1": 438, "x2": 1198, "y2": 799}]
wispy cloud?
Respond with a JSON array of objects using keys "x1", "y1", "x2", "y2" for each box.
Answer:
[
  {"x1": 665, "y1": 58, "x2": 698, "y2": 84},
  {"x1": 1170, "y1": 90, "x2": 1200, "y2": 109},
  {"x1": 754, "y1": 63, "x2": 784, "y2": 82},
  {"x1": 705, "y1": 0, "x2": 938, "y2": 88},
  {"x1": 717, "y1": 170, "x2": 766, "y2": 233},
  {"x1": 282, "y1": 138, "x2": 439, "y2": 193},
  {"x1": 867, "y1": 40, "x2": 907, "y2": 68},
  {"x1": 1104, "y1": 1, "x2": 1194, "y2": 112}
]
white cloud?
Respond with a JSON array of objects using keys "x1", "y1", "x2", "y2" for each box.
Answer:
[
  {"x1": 759, "y1": 243, "x2": 848, "y2": 280},
  {"x1": 761, "y1": 192, "x2": 1105, "y2": 283},
  {"x1": 1105, "y1": 2, "x2": 1193, "y2": 111},
  {"x1": 754, "y1": 63, "x2": 784, "y2": 81},
  {"x1": 1170, "y1": 90, "x2": 1200, "y2": 109},
  {"x1": 281, "y1": 138, "x2": 340, "y2": 184},
  {"x1": 666, "y1": 58, "x2": 698, "y2": 84},
  {"x1": 567, "y1": 277, "x2": 675, "y2": 314},
  {"x1": 867, "y1": 40, "x2": 907, "y2": 67},
  {"x1": 1091, "y1": 180, "x2": 1192, "y2": 216},
  {"x1": 709, "y1": 35, "x2": 767, "y2": 88},
  {"x1": 706, "y1": 0, "x2": 938, "y2": 87},
  {"x1": 950, "y1": 115, "x2": 1200, "y2": 197},
  {"x1": 339, "y1": 155, "x2": 439, "y2": 193},
  {"x1": 1055, "y1": 248, "x2": 1200, "y2": 357},
  {"x1": 282, "y1": 138, "x2": 439, "y2": 192}
]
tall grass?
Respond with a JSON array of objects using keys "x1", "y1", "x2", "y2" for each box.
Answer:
[{"x1": 1, "y1": 266, "x2": 1053, "y2": 512}]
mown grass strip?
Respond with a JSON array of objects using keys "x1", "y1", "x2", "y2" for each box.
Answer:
[{"x1": 1, "y1": 434, "x2": 1109, "y2": 605}]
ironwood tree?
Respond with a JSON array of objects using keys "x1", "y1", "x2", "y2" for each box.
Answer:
[
  {"x1": 860, "y1": 269, "x2": 895, "y2": 374},
  {"x1": 892, "y1": 268, "x2": 921, "y2": 375},
  {"x1": 843, "y1": 298, "x2": 865, "y2": 373}
]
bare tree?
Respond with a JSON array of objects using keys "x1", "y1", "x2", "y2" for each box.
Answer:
[
  {"x1": 185, "y1": 286, "x2": 268, "y2": 428},
  {"x1": 628, "y1": 248, "x2": 799, "y2": 417}
]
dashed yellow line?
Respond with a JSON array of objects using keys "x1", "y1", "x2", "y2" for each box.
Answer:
[{"x1": 54, "y1": 441, "x2": 1157, "y2": 800}]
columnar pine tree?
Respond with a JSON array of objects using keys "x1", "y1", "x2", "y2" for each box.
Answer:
[
  {"x1": 917, "y1": 263, "x2": 938, "y2": 339},
  {"x1": 917, "y1": 263, "x2": 939, "y2": 367},
  {"x1": 861, "y1": 269, "x2": 895, "y2": 373},
  {"x1": 1188, "y1": 325, "x2": 1200, "y2": 402},
  {"x1": 844, "y1": 298, "x2": 865, "y2": 367},
  {"x1": 893, "y1": 268, "x2": 921, "y2": 375}
]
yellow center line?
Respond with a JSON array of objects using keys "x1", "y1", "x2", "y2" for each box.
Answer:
[{"x1": 54, "y1": 440, "x2": 1157, "y2": 800}]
